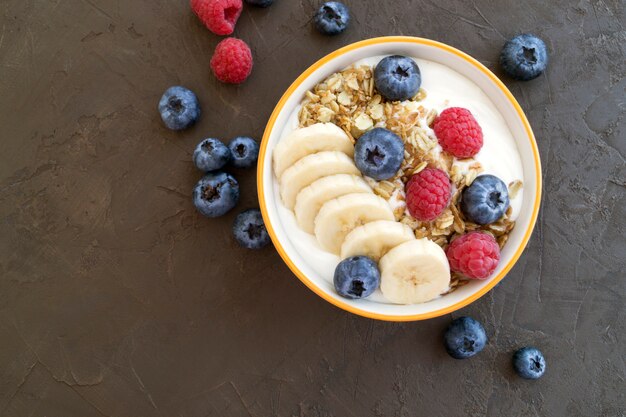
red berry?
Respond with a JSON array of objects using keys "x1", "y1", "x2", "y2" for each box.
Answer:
[
  {"x1": 191, "y1": 0, "x2": 243, "y2": 36},
  {"x1": 405, "y1": 168, "x2": 451, "y2": 222},
  {"x1": 446, "y1": 232, "x2": 500, "y2": 279},
  {"x1": 433, "y1": 107, "x2": 483, "y2": 158},
  {"x1": 210, "y1": 38, "x2": 253, "y2": 84}
]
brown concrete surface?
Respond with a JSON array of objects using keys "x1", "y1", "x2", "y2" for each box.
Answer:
[{"x1": 1, "y1": 0, "x2": 625, "y2": 416}]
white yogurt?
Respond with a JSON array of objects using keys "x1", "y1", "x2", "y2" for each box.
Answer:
[{"x1": 272, "y1": 56, "x2": 525, "y2": 304}]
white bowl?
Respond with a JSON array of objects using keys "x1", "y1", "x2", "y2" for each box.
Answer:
[{"x1": 258, "y1": 36, "x2": 541, "y2": 321}]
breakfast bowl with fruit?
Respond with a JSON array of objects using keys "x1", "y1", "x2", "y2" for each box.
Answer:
[{"x1": 258, "y1": 36, "x2": 541, "y2": 321}]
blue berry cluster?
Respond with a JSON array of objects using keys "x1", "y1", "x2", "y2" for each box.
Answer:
[
  {"x1": 443, "y1": 316, "x2": 546, "y2": 380},
  {"x1": 158, "y1": 86, "x2": 267, "y2": 249},
  {"x1": 191, "y1": 136, "x2": 259, "y2": 219},
  {"x1": 190, "y1": 134, "x2": 267, "y2": 248}
]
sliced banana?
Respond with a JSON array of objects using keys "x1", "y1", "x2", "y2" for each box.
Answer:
[
  {"x1": 279, "y1": 152, "x2": 360, "y2": 210},
  {"x1": 295, "y1": 174, "x2": 372, "y2": 234},
  {"x1": 314, "y1": 193, "x2": 395, "y2": 254},
  {"x1": 272, "y1": 123, "x2": 354, "y2": 179},
  {"x1": 379, "y1": 239, "x2": 451, "y2": 304},
  {"x1": 340, "y1": 220, "x2": 415, "y2": 261}
]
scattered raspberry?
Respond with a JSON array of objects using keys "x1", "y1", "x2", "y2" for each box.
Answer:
[
  {"x1": 433, "y1": 107, "x2": 483, "y2": 158},
  {"x1": 191, "y1": 0, "x2": 243, "y2": 36},
  {"x1": 210, "y1": 38, "x2": 253, "y2": 84},
  {"x1": 405, "y1": 168, "x2": 451, "y2": 222},
  {"x1": 446, "y1": 232, "x2": 500, "y2": 279}
]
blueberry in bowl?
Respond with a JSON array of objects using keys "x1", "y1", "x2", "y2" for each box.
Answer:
[
  {"x1": 229, "y1": 136, "x2": 259, "y2": 169},
  {"x1": 461, "y1": 174, "x2": 510, "y2": 225},
  {"x1": 233, "y1": 209, "x2": 270, "y2": 249},
  {"x1": 374, "y1": 55, "x2": 421, "y2": 101},
  {"x1": 193, "y1": 138, "x2": 232, "y2": 172},
  {"x1": 192, "y1": 172, "x2": 240, "y2": 218},
  {"x1": 354, "y1": 127, "x2": 404, "y2": 181},
  {"x1": 500, "y1": 34, "x2": 548, "y2": 81},
  {"x1": 314, "y1": 2, "x2": 350, "y2": 36},
  {"x1": 444, "y1": 316, "x2": 487, "y2": 359},
  {"x1": 334, "y1": 256, "x2": 380, "y2": 299},
  {"x1": 158, "y1": 86, "x2": 200, "y2": 131}
]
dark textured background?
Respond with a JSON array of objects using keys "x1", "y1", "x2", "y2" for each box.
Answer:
[{"x1": 1, "y1": 0, "x2": 625, "y2": 416}]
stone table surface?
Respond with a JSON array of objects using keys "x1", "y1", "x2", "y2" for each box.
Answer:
[{"x1": 1, "y1": 0, "x2": 625, "y2": 416}]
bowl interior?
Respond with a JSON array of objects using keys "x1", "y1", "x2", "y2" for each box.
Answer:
[{"x1": 259, "y1": 37, "x2": 540, "y2": 321}]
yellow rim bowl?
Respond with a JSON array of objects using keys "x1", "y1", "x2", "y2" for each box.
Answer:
[{"x1": 258, "y1": 36, "x2": 542, "y2": 321}]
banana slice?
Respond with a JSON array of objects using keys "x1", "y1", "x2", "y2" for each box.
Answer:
[
  {"x1": 273, "y1": 123, "x2": 354, "y2": 179},
  {"x1": 279, "y1": 152, "x2": 360, "y2": 210},
  {"x1": 295, "y1": 174, "x2": 372, "y2": 234},
  {"x1": 340, "y1": 220, "x2": 415, "y2": 261},
  {"x1": 379, "y1": 239, "x2": 451, "y2": 304},
  {"x1": 314, "y1": 193, "x2": 395, "y2": 254}
]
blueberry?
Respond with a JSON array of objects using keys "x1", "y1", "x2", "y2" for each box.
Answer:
[
  {"x1": 500, "y1": 34, "x2": 548, "y2": 81},
  {"x1": 333, "y1": 256, "x2": 380, "y2": 299},
  {"x1": 228, "y1": 136, "x2": 259, "y2": 168},
  {"x1": 193, "y1": 138, "x2": 232, "y2": 172},
  {"x1": 374, "y1": 55, "x2": 421, "y2": 101},
  {"x1": 461, "y1": 175, "x2": 509, "y2": 225},
  {"x1": 513, "y1": 347, "x2": 546, "y2": 379},
  {"x1": 192, "y1": 172, "x2": 239, "y2": 218},
  {"x1": 444, "y1": 316, "x2": 488, "y2": 359},
  {"x1": 158, "y1": 86, "x2": 200, "y2": 130},
  {"x1": 314, "y1": 2, "x2": 350, "y2": 36},
  {"x1": 354, "y1": 128, "x2": 404, "y2": 180},
  {"x1": 245, "y1": 0, "x2": 274, "y2": 6},
  {"x1": 233, "y1": 209, "x2": 271, "y2": 249}
]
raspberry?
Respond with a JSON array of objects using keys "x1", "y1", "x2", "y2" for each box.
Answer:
[
  {"x1": 446, "y1": 232, "x2": 500, "y2": 280},
  {"x1": 405, "y1": 168, "x2": 451, "y2": 222},
  {"x1": 191, "y1": 0, "x2": 242, "y2": 36},
  {"x1": 210, "y1": 38, "x2": 253, "y2": 84},
  {"x1": 433, "y1": 107, "x2": 483, "y2": 158}
]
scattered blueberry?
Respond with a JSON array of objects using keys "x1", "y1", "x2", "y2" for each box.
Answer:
[
  {"x1": 193, "y1": 138, "x2": 232, "y2": 172},
  {"x1": 374, "y1": 55, "x2": 421, "y2": 101},
  {"x1": 314, "y1": 2, "x2": 350, "y2": 36},
  {"x1": 192, "y1": 172, "x2": 240, "y2": 217},
  {"x1": 233, "y1": 209, "x2": 271, "y2": 249},
  {"x1": 444, "y1": 316, "x2": 488, "y2": 359},
  {"x1": 500, "y1": 34, "x2": 548, "y2": 81},
  {"x1": 333, "y1": 256, "x2": 380, "y2": 299},
  {"x1": 513, "y1": 347, "x2": 546, "y2": 379},
  {"x1": 461, "y1": 175, "x2": 510, "y2": 225},
  {"x1": 245, "y1": 0, "x2": 274, "y2": 7},
  {"x1": 158, "y1": 86, "x2": 200, "y2": 130},
  {"x1": 354, "y1": 128, "x2": 404, "y2": 180},
  {"x1": 229, "y1": 136, "x2": 259, "y2": 168}
]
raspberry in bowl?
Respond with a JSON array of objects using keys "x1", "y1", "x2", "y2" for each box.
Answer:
[{"x1": 258, "y1": 37, "x2": 541, "y2": 321}]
